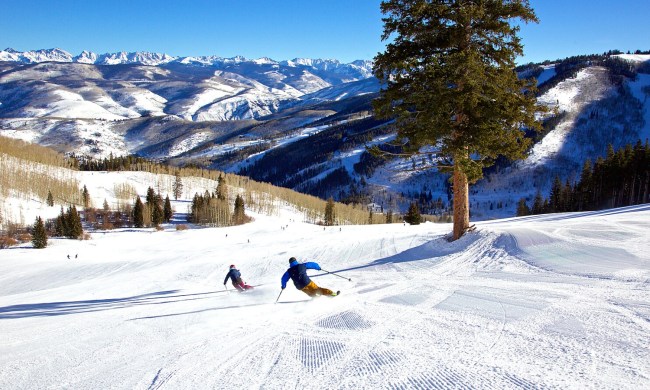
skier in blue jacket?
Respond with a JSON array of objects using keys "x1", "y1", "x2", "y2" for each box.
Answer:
[
  {"x1": 224, "y1": 264, "x2": 253, "y2": 291},
  {"x1": 281, "y1": 257, "x2": 338, "y2": 297}
]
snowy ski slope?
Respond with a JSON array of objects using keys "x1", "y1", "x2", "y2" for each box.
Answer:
[{"x1": 0, "y1": 205, "x2": 649, "y2": 389}]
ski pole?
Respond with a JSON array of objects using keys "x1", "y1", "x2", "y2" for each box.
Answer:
[
  {"x1": 321, "y1": 269, "x2": 352, "y2": 282},
  {"x1": 275, "y1": 289, "x2": 284, "y2": 304}
]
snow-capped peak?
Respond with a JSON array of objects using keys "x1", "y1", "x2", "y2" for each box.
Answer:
[
  {"x1": 74, "y1": 50, "x2": 98, "y2": 64},
  {"x1": 253, "y1": 57, "x2": 278, "y2": 65},
  {"x1": 0, "y1": 48, "x2": 74, "y2": 63},
  {"x1": 92, "y1": 51, "x2": 177, "y2": 66}
]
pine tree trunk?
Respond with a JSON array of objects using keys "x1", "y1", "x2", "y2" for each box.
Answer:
[{"x1": 452, "y1": 163, "x2": 470, "y2": 241}]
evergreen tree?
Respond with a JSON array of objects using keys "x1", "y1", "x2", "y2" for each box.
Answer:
[
  {"x1": 103, "y1": 199, "x2": 110, "y2": 212},
  {"x1": 216, "y1": 174, "x2": 228, "y2": 201},
  {"x1": 233, "y1": 194, "x2": 246, "y2": 225},
  {"x1": 163, "y1": 195, "x2": 173, "y2": 223},
  {"x1": 560, "y1": 179, "x2": 573, "y2": 212},
  {"x1": 532, "y1": 191, "x2": 544, "y2": 215},
  {"x1": 82, "y1": 185, "x2": 90, "y2": 208},
  {"x1": 55, "y1": 207, "x2": 66, "y2": 236},
  {"x1": 324, "y1": 197, "x2": 336, "y2": 226},
  {"x1": 549, "y1": 176, "x2": 563, "y2": 212},
  {"x1": 47, "y1": 190, "x2": 54, "y2": 207},
  {"x1": 516, "y1": 198, "x2": 530, "y2": 216},
  {"x1": 133, "y1": 197, "x2": 144, "y2": 228},
  {"x1": 577, "y1": 159, "x2": 593, "y2": 210},
  {"x1": 144, "y1": 187, "x2": 163, "y2": 226},
  {"x1": 32, "y1": 216, "x2": 48, "y2": 249},
  {"x1": 373, "y1": 0, "x2": 542, "y2": 240},
  {"x1": 66, "y1": 205, "x2": 83, "y2": 239},
  {"x1": 146, "y1": 187, "x2": 156, "y2": 205},
  {"x1": 172, "y1": 172, "x2": 184, "y2": 200},
  {"x1": 404, "y1": 202, "x2": 421, "y2": 225},
  {"x1": 151, "y1": 201, "x2": 163, "y2": 226}
]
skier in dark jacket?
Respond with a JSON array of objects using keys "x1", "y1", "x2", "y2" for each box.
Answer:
[
  {"x1": 281, "y1": 257, "x2": 338, "y2": 297},
  {"x1": 224, "y1": 264, "x2": 253, "y2": 291}
]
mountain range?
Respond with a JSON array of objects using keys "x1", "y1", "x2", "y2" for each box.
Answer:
[
  {"x1": 1, "y1": 48, "x2": 649, "y2": 220},
  {"x1": 0, "y1": 48, "x2": 374, "y2": 75}
]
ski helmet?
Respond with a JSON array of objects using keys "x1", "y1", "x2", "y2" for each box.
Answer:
[
  {"x1": 230, "y1": 264, "x2": 236, "y2": 269},
  {"x1": 289, "y1": 257, "x2": 297, "y2": 263}
]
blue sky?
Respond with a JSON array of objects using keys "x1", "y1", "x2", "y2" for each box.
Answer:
[{"x1": 1, "y1": 0, "x2": 648, "y2": 64}]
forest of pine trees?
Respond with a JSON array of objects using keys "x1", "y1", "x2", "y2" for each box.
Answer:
[{"x1": 518, "y1": 141, "x2": 649, "y2": 216}]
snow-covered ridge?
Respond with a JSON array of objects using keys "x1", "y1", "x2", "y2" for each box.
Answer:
[{"x1": 0, "y1": 48, "x2": 374, "y2": 74}]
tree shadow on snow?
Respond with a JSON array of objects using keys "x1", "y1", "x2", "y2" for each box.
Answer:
[
  {"x1": 324, "y1": 233, "x2": 482, "y2": 275},
  {"x1": 0, "y1": 290, "x2": 227, "y2": 319},
  {"x1": 479, "y1": 204, "x2": 650, "y2": 226}
]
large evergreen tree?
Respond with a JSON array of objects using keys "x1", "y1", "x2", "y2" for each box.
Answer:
[
  {"x1": 373, "y1": 0, "x2": 543, "y2": 240},
  {"x1": 32, "y1": 216, "x2": 48, "y2": 249}
]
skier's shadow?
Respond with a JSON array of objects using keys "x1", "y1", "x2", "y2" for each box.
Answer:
[
  {"x1": 128, "y1": 302, "x2": 276, "y2": 320},
  {"x1": 0, "y1": 290, "x2": 224, "y2": 319},
  {"x1": 129, "y1": 297, "x2": 311, "y2": 320}
]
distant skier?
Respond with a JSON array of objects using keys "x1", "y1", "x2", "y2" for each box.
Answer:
[
  {"x1": 223, "y1": 264, "x2": 253, "y2": 292},
  {"x1": 281, "y1": 257, "x2": 338, "y2": 297}
]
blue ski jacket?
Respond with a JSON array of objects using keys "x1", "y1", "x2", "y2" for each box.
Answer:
[
  {"x1": 281, "y1": 260, "x2": 321, "y2": 290},
  {"x1": 224, "y1": 268, "x2": 242, "y2": 285}
]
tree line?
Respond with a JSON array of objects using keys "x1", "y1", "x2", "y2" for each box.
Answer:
[
  {"x1": 518, "y1": 140, "x2": 649, "y2": 215},
  {"x1": 188, "y1": 175, "x2": 249, "y2": 227}
]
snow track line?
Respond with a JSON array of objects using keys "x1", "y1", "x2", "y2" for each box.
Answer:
[{"x1": 146, "y1": 368, "x2": 168, "y2": 390}]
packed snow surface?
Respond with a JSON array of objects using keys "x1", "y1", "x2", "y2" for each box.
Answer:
[{"x1": 1, "y1": 203, "x2": 649, "y2": 389}]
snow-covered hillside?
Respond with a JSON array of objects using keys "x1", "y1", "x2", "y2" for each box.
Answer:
[
  {"x1": 2, "y1": 50, "x2": 649, "y2": 221},
  {"x1": 1, "y1": 182, "x2": 648, "y2": 389},
  {"x1": 462, "y1": 56, "x2": 650, "y2": 219}
]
